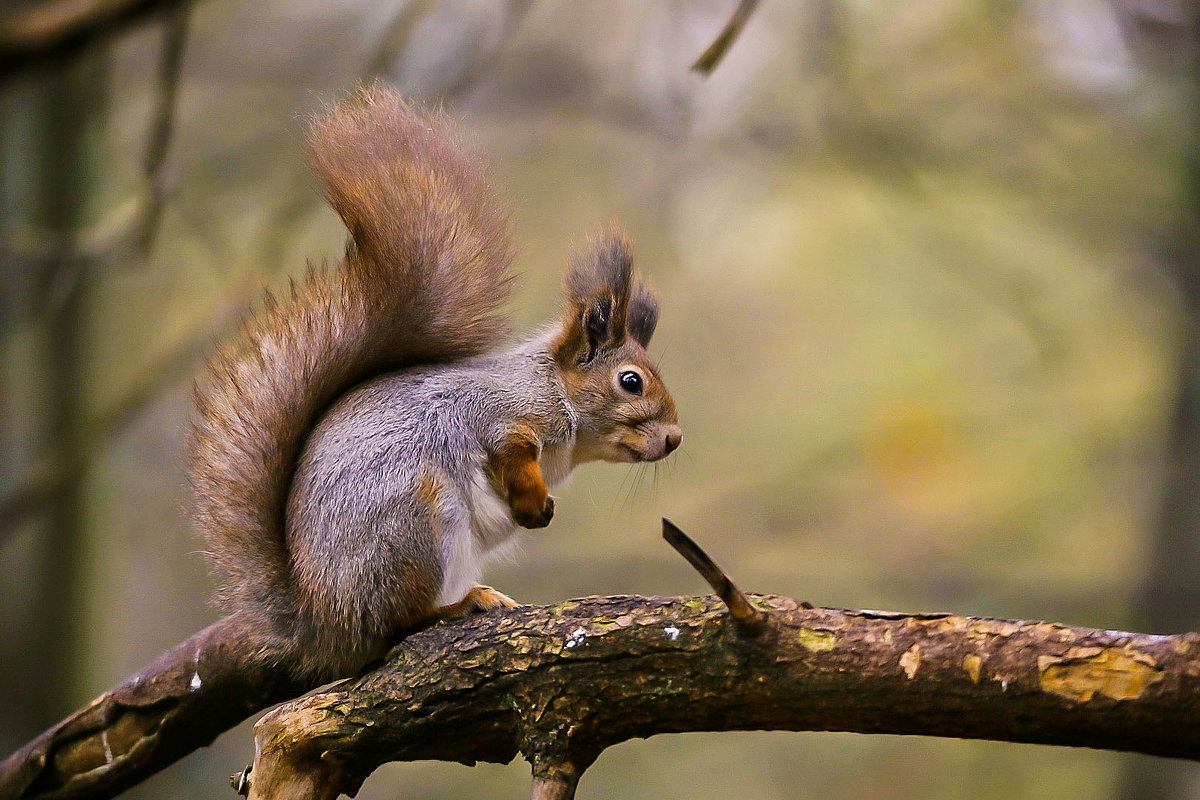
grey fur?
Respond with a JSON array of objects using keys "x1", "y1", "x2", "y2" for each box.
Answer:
[{"x1": 283, "y1": 336, "x2": 574, "y2": 675}]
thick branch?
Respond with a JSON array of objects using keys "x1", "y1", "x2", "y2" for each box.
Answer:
[
  {"x1": 0, "y1": 613, "x2": 313, "y2": 800},
  {"x1": 246, "y1": 595, "x2": 1200, "y2": 799}
]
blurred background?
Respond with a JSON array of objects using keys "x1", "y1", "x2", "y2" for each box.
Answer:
[{"x1": 2, "y1": 0, "x2": 1198, "y2": 798}]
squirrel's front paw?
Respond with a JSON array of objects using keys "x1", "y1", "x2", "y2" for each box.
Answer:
[{"x1": 512, "y1": 494, "x2": 555, "y2": 529}]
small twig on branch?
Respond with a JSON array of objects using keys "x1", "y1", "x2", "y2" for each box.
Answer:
[{"x1": 662, "y1": 518, "x2": 766, "y2": 635}]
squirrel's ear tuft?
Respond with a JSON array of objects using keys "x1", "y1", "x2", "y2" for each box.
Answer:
[
  {"x1": 553, "y1": 226, "x2": 634, "y2": 365},
  {"x1": 582, "y1": 297, "x2": 614, "y2": 363},
  {"x1": 565, "y1": 227, "x2": 632, "y2": 330},
  {"x1": 627, "y1": 279, "x2": 659, "y2": 348}
]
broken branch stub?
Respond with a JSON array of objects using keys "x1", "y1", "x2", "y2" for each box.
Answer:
[{"x1": 662, "y1": 519, "x2": 767, "y2": 635}]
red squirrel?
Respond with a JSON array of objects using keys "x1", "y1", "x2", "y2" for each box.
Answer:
[{"x1": 190, "y1": 85, "x2": 681, "y2": 679}]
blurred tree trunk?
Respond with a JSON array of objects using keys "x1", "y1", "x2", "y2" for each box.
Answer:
[
  {"x1": 1117, "y1": 3, "x2": 1200, "y2": 798},
  {"x1": 0, "y1": 51, "x2": 111, "y2": 745}
]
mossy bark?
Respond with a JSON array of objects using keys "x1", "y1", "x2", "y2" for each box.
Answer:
[{"x1": 245, "y1": 594, "x2": 1200, "y2": 800}]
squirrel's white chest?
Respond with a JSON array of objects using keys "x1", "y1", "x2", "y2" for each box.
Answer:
[
  {"x1": 436, "y1": 468, "x2": 518, "y2": 606},
  {"x1": 540, "y1": 439, "x2": 576, "y2": 488},
  {"x1": 436, "y1": 442, "x2": 577, "y2": 607}
]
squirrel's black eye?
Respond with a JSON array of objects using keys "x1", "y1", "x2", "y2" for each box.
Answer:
[{"x1": 618, "y1": 370, "x2": 644, "y2": 396}]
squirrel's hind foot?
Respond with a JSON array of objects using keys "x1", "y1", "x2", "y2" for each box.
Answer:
[{"x1": 432, "y1": 584, "x2": 518, "y2": 622}]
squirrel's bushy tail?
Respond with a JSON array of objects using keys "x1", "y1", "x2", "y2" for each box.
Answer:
[{"x1": 188, "y1": 86, "x2": 513, "y2": 630}]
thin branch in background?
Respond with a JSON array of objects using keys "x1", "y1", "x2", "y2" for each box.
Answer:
[
  {"x1": 0, "y1": 315, "x2": 216, "y2": 539},
  {"x1": 364, "y1": 0, "x2": 533, "y2": 101},
  {"x1": 363, "y1": 0, "x2": 431, "y2": 80},
  {"x1": 0, "y1": 471, "x2": 68, "y2": 536},
  {"x1": 1, "y1": 190, "x2": 334, "y2": 538},
  {"x1": 0, "y1": 0, "x2": 193, "y2": 74},
  {"x1": 137, "y1": 0, "x2": 190, "y2": 256},
  {"x1": 691, "y1": 0, "x2": 760, "y2": 76}
]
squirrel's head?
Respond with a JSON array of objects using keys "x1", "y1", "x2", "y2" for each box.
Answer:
[{"x1": 552, "y1": 227, "x2": 682, "y2": 465}]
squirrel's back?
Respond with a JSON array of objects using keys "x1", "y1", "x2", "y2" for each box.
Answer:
[{"x1": 187, "y1": 86, "x2": 514, "y2": 654}]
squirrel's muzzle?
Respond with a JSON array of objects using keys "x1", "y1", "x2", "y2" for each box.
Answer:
[
  {"x1": 664, "y1": 426, "x2": 682, "y2": 456},
  {"x1": 638, "y1": 423, "x2": 682, "y2": 462}
]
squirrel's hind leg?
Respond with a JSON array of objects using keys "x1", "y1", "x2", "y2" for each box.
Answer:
[{"x1": 430, "y1": 584, "x2": 518, "y2": 621}]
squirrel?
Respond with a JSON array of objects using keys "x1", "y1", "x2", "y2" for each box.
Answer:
[{"x1": 187, "y1": 85, "x2": 682, "y2": 681}]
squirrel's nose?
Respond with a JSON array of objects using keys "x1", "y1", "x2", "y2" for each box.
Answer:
[{"x1": 663, "y1": 426, "x2": 682, "y2": 455}]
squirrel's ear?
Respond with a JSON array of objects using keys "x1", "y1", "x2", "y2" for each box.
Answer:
[
  {"x1": 627, "y1": 279, "x2": 658, "y2": 348},
  {"x1": 582, "y1": 297, "x2": 614, "y2": 363},
  {"x1": 553, "y1": 228, "x2": 633, "y2": 365}
]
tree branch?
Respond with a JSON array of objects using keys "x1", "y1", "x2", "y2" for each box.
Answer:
[
  {"x1": 0, "y1": 614, "x2": 314, "y2": 800},
  {"x1": 6, "y1": 526, "x2": 1199, "y2": 800},
  {"x1": 0, "y1": 0, "x2": 193, "y2": 72},
  {"x1": 691, "y1": 0, "x2": 760, "y2": 76},
  {"x1": 243, "y1": 594, "x2": 1200, "y2": 799}
]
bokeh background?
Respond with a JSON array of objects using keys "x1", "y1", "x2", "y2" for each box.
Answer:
[{"x1": 2, "y1": 1, "x2": 1199, "y2": 798}]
